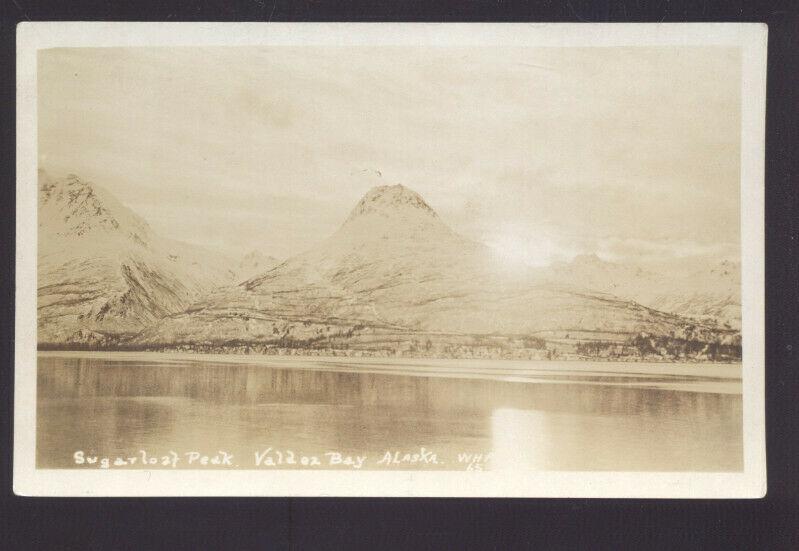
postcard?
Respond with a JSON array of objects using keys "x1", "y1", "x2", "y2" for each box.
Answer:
[{"x1": 14, "y1": 22, "x2": 767, "y2": 497}]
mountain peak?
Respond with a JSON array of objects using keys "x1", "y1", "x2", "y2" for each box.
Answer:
[
  {"x1": 345, "y1": 184, "x2": 438, "y2": 224},
  {"x1": 237, "y1": 250, "x2": 279, "y2": 281},
  {"x1": 38, "y1": 171, "x2": 151, "y2": 246},
  {"x1": 572, "y1": 253, "x2": 606, "y2": 265},
  {"x1": 240, "y1": 250, "x2": 279, "y2": 267}
]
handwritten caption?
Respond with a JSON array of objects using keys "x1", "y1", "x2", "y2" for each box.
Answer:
[{"x1": 72, "y1": 448, "x2": 494, "y2": 470}]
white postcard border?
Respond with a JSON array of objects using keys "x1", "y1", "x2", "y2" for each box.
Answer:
[{"x1": 14, "y1": 22, "x2": 768, "y2": 498}]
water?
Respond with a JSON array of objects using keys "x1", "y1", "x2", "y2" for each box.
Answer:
[{"x1": 36, "y1": 352, "x2": 743, "y2": 471}]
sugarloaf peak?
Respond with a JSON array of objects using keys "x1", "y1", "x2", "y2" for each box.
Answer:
[
  {"x1": 345, "y1": 184, "x2": 438, "y2": 222},
  {"x1": 335, "y1": 183, "x2": 457, "y2": 246}
]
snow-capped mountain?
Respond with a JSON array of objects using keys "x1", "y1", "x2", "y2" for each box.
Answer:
[
  {"x1": 137, "y1": 184, "x2": 733, "y2": 352},
  {"x1": 237, "y1": 250, "x2": 279, "y2": 282},
  {"x1": 38, "y1": 171, "x2": 239, "y2": 344},
  {"x1": 545, "y1": 253, "x2": 741, "y2": 329}
]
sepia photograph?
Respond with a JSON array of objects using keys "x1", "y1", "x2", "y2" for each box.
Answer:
[{"x1": 14, "y1": 23, "x2": 767, "y2": 497}]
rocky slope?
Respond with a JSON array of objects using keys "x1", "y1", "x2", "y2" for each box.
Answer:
[{"x1": 38, "y1": 171, "x2": 239, "y2": 345}]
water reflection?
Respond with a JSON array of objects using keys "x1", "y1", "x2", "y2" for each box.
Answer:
[{"x1": 37, "y1": 355, "x2": 743, "y2": 471}]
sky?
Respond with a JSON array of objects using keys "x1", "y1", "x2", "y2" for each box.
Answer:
[{"x1": 38, "y1": 46, "x2": 742, "y2": 265}]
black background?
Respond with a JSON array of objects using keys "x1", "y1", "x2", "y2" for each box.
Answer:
[{"x1": 1, "y1": 2, "x2": 797, "y2": 549}]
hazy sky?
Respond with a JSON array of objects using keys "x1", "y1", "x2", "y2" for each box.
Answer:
[{"x1": 38, "y1": 46, "x2": 741, "y2": 264}]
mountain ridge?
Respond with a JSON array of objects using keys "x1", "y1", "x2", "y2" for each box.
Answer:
[
  {"x1": 546, "y1": 253, "x2": 741, "y2": 329},
  {"x1": 37, "y1": 174, "x2": 740, "y2": 361},
  {"x1": 132, "y1": 182, "x2": 740, "y2": 361}
]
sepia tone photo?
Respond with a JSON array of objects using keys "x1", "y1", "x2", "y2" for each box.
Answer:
[{"x1": 15, "y1": 23, "x2": 767, "y2": 497}]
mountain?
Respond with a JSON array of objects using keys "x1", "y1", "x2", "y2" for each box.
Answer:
[
  {"x1": 38, "y1": 171, "x2": 239, "y2": 345},
  {"x1": 237, "y1": 250, "x2": 279, "y2": 282},
  {"x1": 545, "y1": 254, "x2": 741, "y2": 329},
  {"x1": 137, "y1": 184, "x2": 737, "y2": 358}
]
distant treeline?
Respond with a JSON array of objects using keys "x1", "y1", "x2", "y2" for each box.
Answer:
[
  {"x1": 39, "y1": 328, "x2": 740, "y2": 363},
  {"x1": 575, "y1": 332, "x2": 742, "y2": 362}
]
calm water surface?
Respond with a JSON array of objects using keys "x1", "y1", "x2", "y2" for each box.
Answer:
[{"x1": 37, "y1": 353, "x2": 743, "y2": 471}]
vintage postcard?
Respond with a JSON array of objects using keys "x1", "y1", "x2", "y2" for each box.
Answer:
[{"x1": 14, "y1": 22, "x2": 767, "y2": 497}]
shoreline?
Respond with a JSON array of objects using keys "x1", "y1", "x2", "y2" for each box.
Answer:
[{"x1": 36, "y1": 341, "x2": 742, "y2": 365}]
